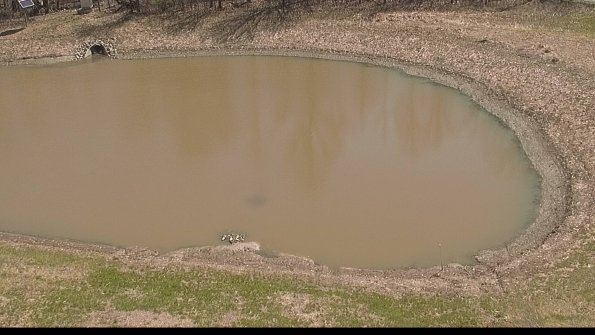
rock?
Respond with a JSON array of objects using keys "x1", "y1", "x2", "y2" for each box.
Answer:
[{"x1": 74, "y1": 39, "x2": 118, "y2": 59}]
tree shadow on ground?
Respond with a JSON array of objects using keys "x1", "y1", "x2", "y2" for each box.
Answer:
[
  {"x1": 321, "y1": 0, "x2": 535, "y2": 19},
  {"x1": 208, "y1": 3, "x2": 306, "y2": 43},
  {"x1": 0, "y1": 27, "x2": 24, "y2": 37},
  {"x1": 162, "y1": 9, "x2": 214, "y2": 35},
  {"x1": 75, "y1": 11, "x2": 135, "y2": 37}
]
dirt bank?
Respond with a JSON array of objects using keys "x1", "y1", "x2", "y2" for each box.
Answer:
[{"x1": 0, "y1": 1, "x2": 593, "y2": 296}]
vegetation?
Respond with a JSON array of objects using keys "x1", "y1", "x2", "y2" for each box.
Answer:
[
  {"x1": 1, "y1": 242, "x2": 593, "y2": 326},
  {"x1": 0, "y1": 0, "x2": 593, "y2": 327}
]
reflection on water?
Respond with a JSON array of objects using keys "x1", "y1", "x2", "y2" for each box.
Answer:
[{"x1": 0, "y1": 56, "x2": 540, "y2": 268}]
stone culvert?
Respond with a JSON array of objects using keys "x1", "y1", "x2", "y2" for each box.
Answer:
[{"x1": 74, "y1": 40, "x2": 117, "y2": 59}]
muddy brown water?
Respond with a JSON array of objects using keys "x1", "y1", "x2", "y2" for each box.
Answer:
[{"x1": 0, "y1": 56, "x2": 540, "y2": 269}]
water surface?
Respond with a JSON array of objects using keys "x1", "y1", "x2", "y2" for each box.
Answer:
[{"x1": 0, "y1": 56, "x2": 540, "y2": 268}]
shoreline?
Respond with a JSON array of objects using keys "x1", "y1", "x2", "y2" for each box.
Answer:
[
  {"x1": 0, "y1": 47, "x2": 571, "y2": 295},
  {"x1": 0, "y1": 4, "x2": 592, "y2": 296},
  {"x1": 70, "y1": 47, "x2": 574, "y2": 260}
]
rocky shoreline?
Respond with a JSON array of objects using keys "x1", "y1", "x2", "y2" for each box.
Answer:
[{"x1": 0, "y1": 2, "x2": 593, "y2": 295}]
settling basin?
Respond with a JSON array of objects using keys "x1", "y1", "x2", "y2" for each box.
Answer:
[{"x1": 0, "y1": 55, "x2": 541, "y2": 269}]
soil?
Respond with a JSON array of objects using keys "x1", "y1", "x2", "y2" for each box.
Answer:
[
  {"x1": 81, "y1": 309, "x2": 196, "y2": 327},
  {"x1": 0, "y1": 0, "x2": 593, "y2": 297}
]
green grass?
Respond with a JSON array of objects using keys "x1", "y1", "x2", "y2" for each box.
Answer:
[
  {"x1": 492, "y1": 1, "x2": 595, "y2": 36},
  {"x1": 500, "y1": 241, "x2": 595, "y2": 327},
  {"x1": 23, "y1": 262, "x2": 483, "y2": 326},
  {"x1": 1, "y1": 241, "x2": 594, "y2": 327},
  {"x1": 556, "y1": 12, "x2": 595, "y2": 35},
  {"x1": 0, "y1": 244, "x2": 484, "y2": 327}
]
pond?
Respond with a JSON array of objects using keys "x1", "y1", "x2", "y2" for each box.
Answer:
[{"x1": 0, "y1": 55, "x2": 541, "y2": 269}]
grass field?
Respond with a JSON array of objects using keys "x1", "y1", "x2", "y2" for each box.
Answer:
[{"x1": 1, "y1": 242, "x2": 593, "y2": 327}]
